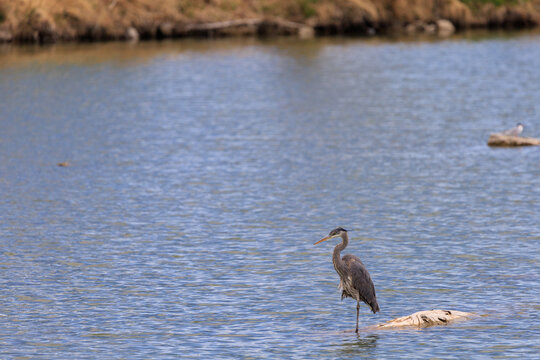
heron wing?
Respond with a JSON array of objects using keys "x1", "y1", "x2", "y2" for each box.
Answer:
[{"x1": 342, "y1": 254, "x2": 380, "y2": 313}]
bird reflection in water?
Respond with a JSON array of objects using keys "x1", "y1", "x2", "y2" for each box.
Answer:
[{"x1": 337, "y1": 334, "x2": 379, "y2": 355}]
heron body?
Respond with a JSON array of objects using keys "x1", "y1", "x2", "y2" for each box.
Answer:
[
  {"x1": 503, "y1": 123, "x2": 524, "y2": 136},
  {"x1": 315, "y1": 227, "x2": 379, "y2": 333},
  {"x1": 337, "y1": 255, "x2": 379, "y2": 312}
]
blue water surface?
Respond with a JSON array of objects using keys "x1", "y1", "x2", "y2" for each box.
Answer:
[{"x1": 0, "y1": 34, "x2": 539, "y2": 358}]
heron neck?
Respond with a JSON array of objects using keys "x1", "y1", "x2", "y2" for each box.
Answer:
[{"x1": 332, "y1": 233, "x2": 348, "y2": 276}]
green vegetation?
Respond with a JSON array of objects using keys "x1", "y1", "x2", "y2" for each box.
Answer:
[{"x1": 299, "y1": 0, "x2": 318, "y2": 18}]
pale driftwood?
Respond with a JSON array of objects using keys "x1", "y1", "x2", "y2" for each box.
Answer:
[
  {"x1": 184, "y1": 18, "x2": 313, "y2": 37},
  {"x1": 488, "y1": 133, "x2": 540, "y2": 147},
  {"x1": 374, "y1": 309, "x2": 474, "y2": 329},
  {"x1": 185, "y1": 18, "x2": 262, "y2": 32}
]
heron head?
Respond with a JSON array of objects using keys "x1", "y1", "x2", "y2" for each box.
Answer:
[
  {"x1": 517, "y1": 122, "x2": 524, "y2": 128},
  {"x1": 314, "y1": 227, "x2": 348, "y2": 245}
]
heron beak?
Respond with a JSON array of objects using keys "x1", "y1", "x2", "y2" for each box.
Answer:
[{"x1": 314, "y1": 236, "x2": 332, "y2": 245}]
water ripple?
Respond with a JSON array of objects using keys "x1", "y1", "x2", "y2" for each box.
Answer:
[{"x1": 1, "y1": 34, "x2": 539, "y2": 359}]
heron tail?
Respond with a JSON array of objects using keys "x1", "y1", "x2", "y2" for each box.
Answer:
[{"x1": 371, "y1": 301, "x2": 380, "y2": 314}]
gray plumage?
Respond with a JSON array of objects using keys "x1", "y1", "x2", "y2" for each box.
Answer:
[
  {"x1": 503, "y1": 123, "x2": 524, "y2": 136},
  {"x1": 339, "y1": 254, "x2": 379, "y2": 312},
  {"x1": 315, "y1": 227, "x2": 379, "y2": 333}
]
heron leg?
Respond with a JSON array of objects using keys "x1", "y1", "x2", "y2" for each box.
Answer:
[{"x1": 356, "y1": 301, "x2": 360, "y2": 333}]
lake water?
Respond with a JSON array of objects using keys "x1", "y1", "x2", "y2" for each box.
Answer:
[{"x1": 0, "y1": 33, "x2": 539, "y2": 359}]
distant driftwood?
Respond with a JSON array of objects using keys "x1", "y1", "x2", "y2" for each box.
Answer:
[
  {"x1": 184, "y1": 18, "x2": 314, "y2": 38},
  {"x1": 488, "y1": 133, "x2": 540, "y2": 147},
  {"x1": 185, "y1": 18, "x2": 262, "y2": 34},
  {"x1": 374, "y1": 309, "x2": 474, "y2": 329}
]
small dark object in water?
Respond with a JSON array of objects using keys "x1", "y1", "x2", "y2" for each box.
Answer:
[{"x1": 57, "y1": 161, "x2": 70, "y2": 167}]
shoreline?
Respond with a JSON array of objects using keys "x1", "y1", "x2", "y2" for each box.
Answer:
[{"x1": 1, "y1": 0, "x2": 540, "y2": 44}]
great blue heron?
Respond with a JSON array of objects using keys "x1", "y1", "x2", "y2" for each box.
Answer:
[
  {"x1": 503, "y1": 123, "x2": 524, "y2": 136},
  {"x1": 315, "y1": 227, "x2": 379, "y2": 333}
]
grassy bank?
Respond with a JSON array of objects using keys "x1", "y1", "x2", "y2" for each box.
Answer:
[{"x1": 0, "y1": 0, "x2": 539, "y2": 43}]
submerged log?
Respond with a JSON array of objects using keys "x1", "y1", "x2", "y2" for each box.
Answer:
[
  {"x1": 488, "y1": 133, "x2": 540, "y2": 147},
  {"x1": 375, "y1": 309, "x2": 474, "y2": 329}
]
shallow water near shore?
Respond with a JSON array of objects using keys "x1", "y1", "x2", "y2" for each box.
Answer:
[{"x1": 0, "y1": 33, "x2": 539, "y2": 358}]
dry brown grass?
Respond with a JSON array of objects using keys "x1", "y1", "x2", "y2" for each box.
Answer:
[
  {"x1": 0, "y1": 0, "x2": 187, "y2": 40},
  {"x1": 0, "y1": 0, "x2": 539, "y2": 42}
]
